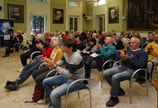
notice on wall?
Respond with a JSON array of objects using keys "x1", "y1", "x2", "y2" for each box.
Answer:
[{"x1": 4, "y1": 34, "x2": 10, "y2": 40}]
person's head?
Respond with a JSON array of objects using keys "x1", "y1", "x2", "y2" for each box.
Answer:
[
  {"x1": 104, "y1": 36, "x2": 112, "y2": 45},
  {"x1": 14, "y1": 8, "x2": 19, "y2": 13},
  {"x1": 56, "y1": 10, "x2": 62, "y2": 16},
  {"x1": 89, "y1": 37, "x2": 96, "y2": 46},
  {"x1": 35, "y1": 34, "x2": 42, "y2": 42},
  {"x1": 154, "y1": 33, "x2": 158, "y2": 43},
  {"x1": 115, "y1": 35, "x2": 120, "y2": 40},
  {"x1": 50, "y1": 36, "x2": 62, "y2": 47},
  {"x1": 124, "y1": 33, "x2": 129, "y2": 38},
  {"x1": 130, "y1": 37, "x2": 141, "y2": 50},
  {"x1": 111, "y1": 9, "x2": 116, "y2": 16},
  {"x1": 92, "y1": 33, "x2": 97, "y2": 38},
  {"x1": 148, "y1": 32, "x2": 154, "y2": 40},
  {"x1": 17, "y1": 30, "x2": 22, "y2": 35},
  {"x1": 75, "y1": 35, "x2": 83, "y2": 42},
  {"x1": 62, "y1": 38, "x2": 77, "y2": 53},
  {"x1": 134, "y1": 32, "x2": 141, "y2": 39},
  {"x1": 102, "y1": 31, "x2": 107, "y2": 37}
]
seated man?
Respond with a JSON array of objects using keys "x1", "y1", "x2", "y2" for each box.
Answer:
[
  {"x1": 145, "y1": 33, "x2": 158, "y2": 79},
  {"x1": 20, "y1": 34, "x2": 43, "y2": 67},
  {"x1": 84, "y1": 36, "x2": 116, "y2": 78},
  {"x1": 103, "y1": 37, "x2": 147, "y2": 107},
  {"x1": 3, "y1": 30, "x2": 23, "y2": 57},
  {"x1": 43, "y1": 38, "x2": 85, "y2": 108}
]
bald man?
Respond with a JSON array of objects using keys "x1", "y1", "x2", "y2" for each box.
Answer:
[
  {"x1": 103, "y1": 37, "x2": 147, "y2": 107},
  {"x1": 84, "y1": 36, "x2": 116, "y2": 79}
]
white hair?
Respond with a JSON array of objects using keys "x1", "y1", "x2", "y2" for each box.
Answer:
[
  {"x1": 51, "y1": 36, "x2": 62, "y2": 46},
  {"x1": 131, "y1": 37, "x2": 140, "y2": 43}
]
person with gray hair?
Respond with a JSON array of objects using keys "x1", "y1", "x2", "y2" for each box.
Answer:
[
  {"x1": 4, "y1": 37, "x2": 62, "y2": 91},
  {"x1": 32, "y1": 36, "x2": 63, "y2": 103},
  {"x1": 103, "y1": 37, "x2": 147, "y2": 107}
]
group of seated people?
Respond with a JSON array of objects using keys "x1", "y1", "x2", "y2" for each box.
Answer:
[{"x1": 4, "y1": 29, "x2": 158, "y2": 108}]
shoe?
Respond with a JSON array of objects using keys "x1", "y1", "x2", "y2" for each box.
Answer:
[
  {"x1": 37, "y1": 99, "x2": 45, "y2": 104},
  {"x1": 119, "y1": 88, "x2": 125, "y2": 96},
  {"x1": 5, "y1": 81, "x2": 19, "y2": 91},
  {"x1": 136, "y1": 78, "x2": 145, "y2": 85},
  {"x1": 17, "y1": 67, "x2": 23, "y2": 73},
  {"x1": 106, "y1": 97, "x2": 119, "y2": 107},
  {"x1": 2, "y1": 55, "x2": 9, "y2": 57},
  {"x1": 84, "y1": 80, "x2": 88, "y2": 85}
]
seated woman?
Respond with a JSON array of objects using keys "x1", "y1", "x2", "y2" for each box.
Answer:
[
  {"x1": 75, "y1": 35, "x2": 85, "y2": 51},
  {"x1": 81, "y1": 37, "x2": 98, "y2": 64},
  {"x1": 32, "y1": 36, "x2": 63, "y2": 103},
  {"x1": 4, "y1": 37, "x2": 61, "y2": 91}
]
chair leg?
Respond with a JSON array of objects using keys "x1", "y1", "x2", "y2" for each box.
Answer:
[
  {"x1": 77, "y1": 91, "x2": 80, "y2": 99},
  {"x1": 65, "y1": 95, "x2": 68, "y2": 108},
  {"x1": 88, "y1": 81, "x2": 92, "y2": 108},
  {"x1": 99, "y1": 71, "x2": 103, "y2": 88},
  {"x1": 129, "y1": 80, "x2": 132, "y2": 104},
  {"x1": 44, "y1": 91, "x2": 47, "y2": 104}
]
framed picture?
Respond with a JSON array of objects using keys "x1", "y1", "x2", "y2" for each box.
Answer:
[
  {"x1": 8, "y1": 4, "x2": 24, "y2": 23},
  {"x1": 53, "y1": 8, "x2": 64, "y2": 24},
  {"x1": 127, "y1": 0, "x2": 158, "y2": 30},
  {"x1": 108, "y1": 6, "x2": 119, "y2": 23}
]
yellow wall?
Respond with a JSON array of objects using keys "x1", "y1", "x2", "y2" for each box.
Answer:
[
  {"x1": 26, "y1": 0, "x2": 51, "y2": 40},
  {"x1": 51, "y1": 0, "x2": 66, "y2": 32},
  {"x1": 4, "y1": 0, "x2": 27, "y2": 33},
  {"x1": 82, "y1": 2, "x2": 93, "y2": 31},
  {"x1": 0, "y1": 0, "x2": 4, "y2": 19},
  {"x1": 106, "y1": 0, "x2": 123, "y2": 32}
]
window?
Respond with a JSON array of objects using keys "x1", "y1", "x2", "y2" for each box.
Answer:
[
  {"x1": 98, "y1": 15, "x2": 105, "y2": 32},
  {"x1": 32, "y1": 0, "x2": 44, "y2": 3},
  {"x1": 69, "y1": 16, "x2": 79, "y2": 31},
  {"x1": 68, "y1": 0, "x2": 79, "y2": 7},
  {"x1": 31, "y1": 16, "x2": 46, "y2": 34},
  {"x1": 94, "y1": 0, "x2": 106, "y2": 6}
]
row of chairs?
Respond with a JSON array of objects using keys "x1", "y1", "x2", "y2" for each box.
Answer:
[{"x1": 29, "y1": 50, "x2": 155, "y2": 107}]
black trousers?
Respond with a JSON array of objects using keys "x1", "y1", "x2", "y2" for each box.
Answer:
[
  {"x1": 32, "y1": 67, "x2": 56, "y2": 99},
  {"x1": 20, "y1": 50, "x2": 32, "y2": 66}
]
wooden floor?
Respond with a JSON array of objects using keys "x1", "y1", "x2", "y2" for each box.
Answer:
[{"x1": 0, "y1": 47, "x2": 157, "y2": 108}]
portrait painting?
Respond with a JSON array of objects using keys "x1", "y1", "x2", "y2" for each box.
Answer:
[
  {"x1": 8, "y1": 4, "x2": 24, "y2": 23},
  {"x1": 53, "y1": 8, "x2": 64, "y2": 24},
  {"x1": 127, "y1": 0, "x2": 158, "y2": 30},
  {"x1": 108, "y1": 6, "x2": 119, "y2": 23}
]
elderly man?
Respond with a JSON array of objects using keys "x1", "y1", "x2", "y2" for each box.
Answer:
[
  {"x1": 103, "y1": 37, "x2": 147, "y2": 107},
  {"x1": 84, "y1": 36, "x2": 116, "y2": 79}
]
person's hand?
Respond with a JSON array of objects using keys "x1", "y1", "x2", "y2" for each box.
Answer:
[
  {"x1": 97, "y1": 43, "x2": 102, "y2": 49},
  {"x1": 120, "y1": 53, "x2": 128, "y2": 61},
  {"x1": 27, "y1": 40, "x2": 32, "y2": 45},
  {"x1": 40, "y1": 57, "x2": 48, "y2": 62},
  {"x1": 147, "y1": 45, "x2": 153, "y2": 54},
  {"x1": 82, "y1": 49, "x2": 89, "y2": 54},
  {"x1": 44, "y1": 60, "x2": 57, "y2": 68}
]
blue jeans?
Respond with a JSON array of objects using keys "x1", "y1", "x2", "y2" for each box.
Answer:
[
  {"x1": 17, "y1": 60, "x2": 42, "y2": 84},
  {"x1": 103, "y1": 66, "x2": 135, "y2": 97},
  {"x1": 43, "y1": 75, "x2": 84, "y2": 108}
]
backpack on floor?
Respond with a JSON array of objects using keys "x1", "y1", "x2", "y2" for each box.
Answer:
[
  {"x1": 32, "y1": 84, "x2": 42, "y2": 102},
  {"x1": 25, "y1": 84, "x2": 42, "y2": 103}
]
